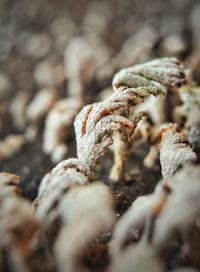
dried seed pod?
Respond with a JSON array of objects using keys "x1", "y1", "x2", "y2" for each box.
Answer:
[
  {"x1": 159, "y1": 123, "x2": 197, "y2": 179},
  {"x1": 55, "y1": 183, "x2": 114, "y2": 272},
  {"x1": 0, "y1": 134, "x2": 25, "y2": 160},
  {"x1": 109, "y1": 244, "x2": 165, "y2": 272},
  {"x1": 153, "y1": 165, "x2": 200, "y2": 249},
  {"x1": 43, "y1": 98, "x2": 83, "y2": 163},
  {"x1": 175, "y1": 86, "x2": 200, "y2": 149}
]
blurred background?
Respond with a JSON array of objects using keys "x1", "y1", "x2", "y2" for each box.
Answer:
[{"x1": 0, "y1": 0, "x2": 200, "y2": 198}]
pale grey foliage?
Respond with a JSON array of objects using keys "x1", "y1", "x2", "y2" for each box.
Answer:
[
  {"x1": 109, "y1": 244, "x2": 165, "y2": 272},
  {"x1": 110, "y1": 165, "x2": 200, "y2": 261},
  {"x1": 175, "y1": 86, "x2": 200, "y2": 149},
  {"x1": 36, "y1": 58, "x2": 188, "y2": 271},
  {"x1": 110, "y1": 182, "x2": 169, "y2": 256},
  {"x1": 0, "y1": 172, "x2": 47, "y2": 272},
  {"x1": 36, "y1": 158, "x2": 89, "y2": 226},
  {"x1": 113, "y1": 57, "x2": 186, "y2": 91},
  {"x1": 110, "y1": 57, "x2": 186, "y2": 180},
  {"x1": 160, "y1": 123, "x2": 197, "y2": 179},
  {"x1": 55, "y1": 183, "x2": 114, "y2": 272},
  {"x1": 43, "y1": 98, "x2": 83, "y2": 163},
  {"x1": 74, "y1": 88, "x2": 146, "y2": 180},
  {"x1": 154, "y1": 165, "x2": 200, "y2": 249}
]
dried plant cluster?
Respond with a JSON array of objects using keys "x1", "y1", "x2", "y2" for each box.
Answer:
[
  {"x1": 1, "y1": 53, "x2": 200, "y2": 272},
  {"x1": 174, "y1": 85, "x2": 200, "y2": 150},
  {"x1": 159, "y1": 123, "x2": 197, "y2": 179},
  {"x1": 0, "y1": 173, "x2": 53, "y2": 271},
  {"x1": 1, "y1": 2, "x2": 200, "y2": 269}
]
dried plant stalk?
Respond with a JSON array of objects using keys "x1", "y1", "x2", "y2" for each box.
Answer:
[
  {"x1": 38, "y1": 59, "x2": 187, "y2": 222},
  {"x1": 74, "y1": 88, "x2": 147, "y2": 180},
  {"x1": 0, "y1": 197, "x2": 41, "y2": 272},
  {"x1": 153, "y1": 165, "x2": 200, "y2": 249},
  {"x1": 26, "y1": 88, "x2": 57, "y2": 123},
  {"x1": 10, "y1": 91, "x2": 31, "y2": 130},
  {"x1": 110, "y1": 164, "x2": 200, "y2": 262},
  {"x1": 110, "y1": 57, "x2": 186, "y2": 181},
  {"x1": 112, "y1": 58, "x2": 186, "y2": 91},
  {"x1": 160, "y1": 123, "x2": 197, "y2": 179},
  {"x1": 64, "y1": 37, "x2": 95, "y2": 99},
  {"x1": 43, "y1": 98, "x2": 83, "y2": 163},
  {"x1": 110, "y1": 182, "x2": 170, "y2": 256},
  {"x1": 36, "y1": 158, "x2": 90, "y2": 241},
  {"x1": 111, "y1": 122, "x2": 198, "y2": 256},
  {"x1": 55, "y1": 183, "x2": 114, "y2": 272},
  {"x1": 175, "y1": 85, "x2": 200, "y2": 149},
  {"x1": 38, "y1": 58, "x2": 187, "y2": 194},
  {"x1": 0, "y1": 172, "x2": 53, "y2": 272}
]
